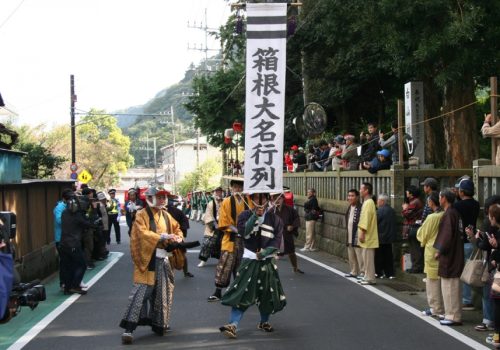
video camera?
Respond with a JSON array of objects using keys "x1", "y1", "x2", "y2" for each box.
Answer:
[{"x1": 0, "y1": 212, "x2": 47, "y2": 324}]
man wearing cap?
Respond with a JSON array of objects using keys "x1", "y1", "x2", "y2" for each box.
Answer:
[
  {"x1": 125, "y1": 188, "x2": 144, "y2": 236},
  {"x1": 420, "y1": 178, "x2": 439, "y2": 224},
  {"x1": 341, "y1": 135, "x2": 360, "y2": 170},
  {"x1": 208, "y1": 178, "x2": 251, "y2": 302},
  {"x1": 363, "y1": 149, "x2": 392, "y2": 174},
  {"x1": 453, "y1": 179, "x2": 480, "y2": 311},
  {"x1": 219, "y1": 191, "x2": 286, "y2": 339},
  {"x1": 271, "y1": 191, "x2": 304, "y2": 274},
  {"x1": 107, "y1": 189, "x2": 122, "y2": 244},
  {"x1": 119, "y1": 186, "x2": 184, "y2": 344},
  {"x1": 198, "y1": 187, "x2": 224, "y2": 267}
]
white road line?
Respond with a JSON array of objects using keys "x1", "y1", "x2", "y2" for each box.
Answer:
[
  {"x1": 296, "y1": 253, "x2": 490, "y2": 350},
  {"x1": 7, "y1": 252, "x2": 124, "y2": 350}
]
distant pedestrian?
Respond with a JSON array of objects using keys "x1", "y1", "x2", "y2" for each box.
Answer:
[
  {"x1": 54, "y1": 188, "x2": 74, "y2": 288},
  {"x1": 301, "y1": 188, "x2": 321, "y2": 252},
  {"x1": 357, "y1": 182, "x2": 379, "y2": 285},
  {"x1": 125, "y1": 188, "x2": 144, "y2": 236},
  {"x1": 198, "y1": 187, "x2": 224, "y2": 267},
  {"x1": 272, "y1": 191, "x2": 304, "y2": 274},
  {"x1": 107, "y1": 189, "x2": 121, "y2": 244},
  {"x1": 434, "y1": 189, "x2": 464, "y2": 326},
  {"x1": 375, "y1": 194, "x2": 396, "y2": 279},
  {"x1": 344, "y1": 189, "x2": 364, "y2": 278},
  {"x1": 417, "y1": 191, "x2": 445, "y2": 318},
  {"x1": 453, "y1": 179, "x2": 480, "y2": 311},
  {"x1": 402, "y1": 185, "x2": 424, "y2": 273}
]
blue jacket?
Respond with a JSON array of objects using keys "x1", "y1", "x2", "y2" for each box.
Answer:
[{"x1": 53, "y1": 201, "x2": 67, "y2": 242}]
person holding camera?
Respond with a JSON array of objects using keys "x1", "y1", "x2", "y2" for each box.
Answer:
[
  {"x1": 60, "y1": 196, "x2": 97, "y2": 295},
  {"x1": 53, "y1": 188, "x2": 74, "y2": 288}
]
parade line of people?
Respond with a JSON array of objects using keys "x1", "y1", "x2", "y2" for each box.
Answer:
[{"x1": 52, "y1": 174, "x2": 500, "y2": 348}]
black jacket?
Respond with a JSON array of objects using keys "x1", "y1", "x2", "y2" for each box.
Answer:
[
  {"x1": 377, "y1": 205, "x2": 397, "y2": 244},
  {"x1": 61, "y1": 209, "x2": 95, "y2": 249},
  {"x1": 304, "y1": 195, "x2": 320, "y2": 221}
]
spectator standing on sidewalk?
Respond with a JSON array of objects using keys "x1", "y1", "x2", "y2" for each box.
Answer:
[
  {"x1": 402, "y1": 185, "x2": 424, "y2": 273},
  {"x1": 107, "y1": 189, "x2": 122, "y2": 244},
  {"x1": 375, "y1": 194, "x2": 396, "y2": 279},
  {"x1": 357, "y1": 182, "x2": 379, "y2": 285},
  {"x1": 417, "y1": 191, "x2": 445, "y2": 318},
  {"x1": 453, "y1": 179, "x2": 480, "y2": 311},
  {"x1": 301, "y1": 188, "x2": 320, "y2": 252},
  {"x1": 434, "y1": 189, "x2": 465, "y2": 326},
  {"x1": 54, "y1": 188, "x2": 74, "y2": 288},
  {"x1": 420, "y1": 178, "x2": 439, "y2": 224},
  {"x1": 344, "y1": 189, "x2": 363, "y2": 278}
]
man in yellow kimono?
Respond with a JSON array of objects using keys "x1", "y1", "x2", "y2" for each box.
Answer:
[
  {"x1": 357, "y1": 182, "x2": 379, "y2": 285},
  {"x1": 208, "y1": 178, "x2": 251, "y2": 302},
  {"x1": 119, "y1": 186, "x2": 184, "y2": 344},
  {"x1": 417, "y1": 191, "x2": 445, "y2": 318}
]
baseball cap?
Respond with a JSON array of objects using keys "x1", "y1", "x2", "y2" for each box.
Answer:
[{"x1": 420, "y1": 177, "x2": 438, "y2": 187}]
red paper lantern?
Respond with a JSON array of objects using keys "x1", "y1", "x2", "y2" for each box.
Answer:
[{"x1": 232, "y1": 120, "x2": 243, "y2": 133}]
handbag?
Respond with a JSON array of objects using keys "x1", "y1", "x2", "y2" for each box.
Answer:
[{"x1": 460, "y1": 249, "x2": 489, "y2": 287}]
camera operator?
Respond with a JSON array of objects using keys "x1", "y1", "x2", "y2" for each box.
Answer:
[
  {"x1": 60, "y1": 196, "x2": 97, "y2": 295},
  {"x1": 0, "y1": 218, "x2": 14, "y2": 322}
]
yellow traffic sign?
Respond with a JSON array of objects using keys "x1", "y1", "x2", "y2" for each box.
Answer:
[{"x1": 78, "y1": 170, "x2": 92, "y2": 184}]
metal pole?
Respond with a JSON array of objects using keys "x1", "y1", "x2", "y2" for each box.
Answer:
[
  {"x1": 491, "y1": 77, "x2": 498, "y2": 164},
  {"x1": 70, "y1": 75, "x2": 76, "y2": 164},
  {"x1": 153, "y1": 137, "x2": 157, "y2": 184},
  {"x1": 397, "y1": 99, "x2": 404, "y2": 166},
  {"x1": 196, "y1": 128, "x2": 200, "y2": 168},
  {"x1": 171, "y1": 106, "x2": 176, "y2": 193}
]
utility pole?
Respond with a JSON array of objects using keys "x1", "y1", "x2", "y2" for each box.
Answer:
[
  {"x1": 70, "y1": 75, "x2": 76, "y2": 164},
  {"x1": 196, "y1": 127, "x2": 200, "y2": 168},
  {"x1": 187, "y1": 8, "x2": 221, "y2": 72},
  {"x1": 171, "y1": 106, "x2": 177, "y2": 193}
]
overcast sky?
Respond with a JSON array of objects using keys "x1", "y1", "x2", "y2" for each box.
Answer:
[{"x1": 0, "y1": 0, "x2": 231, "y2": 129}]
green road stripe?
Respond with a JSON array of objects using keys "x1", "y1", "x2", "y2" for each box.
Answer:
[{"x1": 0, "y1": 252, "x2": 123, "y2": 349}]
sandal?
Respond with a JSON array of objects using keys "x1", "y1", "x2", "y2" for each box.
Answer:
[
  {"x1": 219, "y1": 324, "x2": 237, "y2": 339},
  {"x1": 258, "y1": 322, "x2": 274, "y2": 332},
  {"x1": 475, "y1": 323, "x2": 494, "y2": 331}
]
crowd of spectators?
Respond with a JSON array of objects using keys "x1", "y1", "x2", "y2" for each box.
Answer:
[{"x1": 285, "y1": 121, "x2": 404, "y2": 173}]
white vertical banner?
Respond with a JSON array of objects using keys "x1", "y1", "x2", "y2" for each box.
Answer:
[
  {"x1": 404, "y1": 81, "x2": 425, "y2": 164},
  {"x1": 244, "y1": 2, "x2": 287, "y2": 193}
]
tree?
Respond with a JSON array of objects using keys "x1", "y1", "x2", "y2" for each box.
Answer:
[
  {"x1": 75, "y1": 109, "x2": 133, "y2": 188},
  {"x1": 17, "y1": 142, "x2": 66, "y2": 179},
  {"x1": 177, "y1": 158, "x2": 222, "y2": 196}
]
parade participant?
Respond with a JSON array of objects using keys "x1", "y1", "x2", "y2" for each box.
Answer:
[
  {"x1": 190, "y1": 191, "x2": 199, "y2": 221},
  {"x1": 208, "y1": 178, "x2": 250, "y2": 302},
  {"x1": 271, "y1": 191, "x2": 304, "y2": 274},
  {"x1": 198, "y1": 187, "x2": 224, "y2": 267},
  {"x1": 219, "y1": 191, "x2": 286, "y2": 339},
  {"x1": 107, "y1": 189, "x2": 122, "y2": 244},
  {"x1": 198, "y1": 191, "x2": 209, "y2": 222},
  {"x1": 344, "y1": 189, "x2": 364, "y2": 278},
  {"x1": 125, "y1": 188, "x2": 144, "y2": 236},
  {"x1": 166, "y1": 194, "x2": 193, "y2": 278},
  {"x1": 119, "y1": 186, "x2": 184, "y2": 344}
]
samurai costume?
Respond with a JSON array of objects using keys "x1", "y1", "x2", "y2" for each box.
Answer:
[
  {"x1": 199, "y1": 197, "x2": 223, "y2": 265},
  {"x1": 208, "y1": 194, "x2": 250, "y2": 301},
  {"x1": 219, "y1": 208, "x2": 286, "y2": 338},
  {"x1": 274, "y1": 203, "x2": 303, "y2": 273},
  {"x1": 119, "y1": 207, "x2": 184, "y2": 342}
]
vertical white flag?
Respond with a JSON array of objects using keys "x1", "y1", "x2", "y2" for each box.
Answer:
[{"x1": 244, "y1": 2, "x2": 287, "y2": 193}]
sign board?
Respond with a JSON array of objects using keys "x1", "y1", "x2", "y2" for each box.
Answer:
[
  {"x1": 404, "y1": 81, "x2": 425, "y2": 164},
  {"x1": 70, "y1": 172, "x2": 78, "y2": 180},
  {"x1": 78, "y1": 169, "x2": 92, "y2": 184},
  {"x1": 243, "y1": 2, "x2": 287, "y2": 193},
  {"x1": 70, "y1": 163, "x2": 78, "y2": 172}
]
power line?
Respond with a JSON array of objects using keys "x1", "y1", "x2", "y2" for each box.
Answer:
[{"x1": 0, "y1": 0, "x2": 26, "y2": 31}]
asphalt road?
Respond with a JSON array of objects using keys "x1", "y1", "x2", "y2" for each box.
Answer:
[{"x1": 18, "y1": 220, "x2": 486, "y2": 350}]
